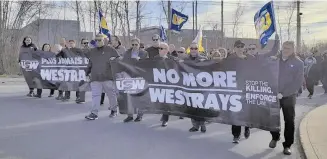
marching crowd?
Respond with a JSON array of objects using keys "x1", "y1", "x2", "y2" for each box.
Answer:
[{"x1": 20, "y1": 32, "x2": 327, "y2": 155}]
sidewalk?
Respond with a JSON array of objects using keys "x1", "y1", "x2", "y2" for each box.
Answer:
[
  {"x1": 0, "y1": 76, "x2": 25, "y2": 84},
  {"x1": 300, "y1": 104, "x2": 327, "y2": 159}
]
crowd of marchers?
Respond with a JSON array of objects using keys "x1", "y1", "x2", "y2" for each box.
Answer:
[{"x1": 20, "y1": 33, "x2": 327, "y2": 155}]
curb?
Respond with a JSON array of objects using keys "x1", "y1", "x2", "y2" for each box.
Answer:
[{"x1": 299, "y1": 105, "x2": 327, "y2": 159}]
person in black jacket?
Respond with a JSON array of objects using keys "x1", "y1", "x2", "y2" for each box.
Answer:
[
  {"x1": 268, "y1": 41, "x2": 304, "y2": 155},
  {"x1": 19, "y1": 36, "x2": 38, "y2": 97},
  {"x1": 155, "y1": 43, "x2": 178, "y2": 127},
  {"x1": 55, "y1": 38, "x2": 68, "y2": 100},
  {"x1": 33, "y1": 43, "x2": 55, "y2": 98},
  {"x1": 121, "y1": 38, "x2": 149, "y2": 123},
  {"x1": 61, "y1": 40, "x2": 83, "y2": 102},
  {"x1": 228, "y1": 40, "x2": 252, "y2": 143},
  {"x1": 145, "y1": 34, "x2": 160, "y2": 58},
  {"x1": 183, "y1": 42, "x2": 208, "y2": 133},
  {"x1": 76, "y1": 38, "x2": 91, "y2": 104},
  {"x1": 85, "y1": 34, "x2": 120, "y2": 120}
]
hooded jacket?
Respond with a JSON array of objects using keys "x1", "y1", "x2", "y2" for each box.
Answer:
[{"x1": 304, "y1": 56, "x2": 317, "y2": 78}]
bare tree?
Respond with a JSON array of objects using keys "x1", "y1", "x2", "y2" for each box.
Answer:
[
  {"x1": 124, "y1": 1, "x2": 131, "y2": 42},
  {"x1": 0, "y1": 1, "x2": 47, "y2": 74},
  {"x1": 285, "y1": 1, "x2": 296, "y2": 41},
  {"x1": 231, "y1": 1, "x2": 244, "y2": 38},
  {"x1": 0, "y1": 1, "x2": 5, "y2": 74},
  {"x1": 276, "y1": 6, "x2": 283, "y2": 44},
  {"x1": 136, "y1": 0, "x2": 140, "y2": 37},
  {"x1": 93, "y1": 0, "x2": 98, "y2": 35},
  {"x1": 75, "y1": 0, "x2": 81, "y2": 38},
  {"x1": 160, "y1": 1, "x2": 169, "y2": 25}
]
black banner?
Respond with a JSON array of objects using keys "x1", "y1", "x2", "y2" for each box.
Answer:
[
  {"x1": 19, "y1": 49, "x2": 90, "y2": 91},
  {"x1": 111, "y1": 57, "x2": 280, "y2": 132}
]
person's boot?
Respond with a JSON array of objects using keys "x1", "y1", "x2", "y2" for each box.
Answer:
[
  {"x1": 33, "y1": 94, "x2": 41, "y2": 98},
  {"x1": 109, "y1": 111, "x2": 117, "y2": 118},
  {"x1": 179, "y1": 116, "x2": 184, "y2": 119},
  {"x1": 61, "y1": 96, "x2": 70, "y2": 102},
  {"x1": 189, "y1": 127, "x2": 199, "y2": 132},
  {"x1": 85, "y1": 113, "x2": 98, "y2": 120},
  {"x1": 200, "y1": 125, "x2": 206, "y2": 133},
  {"x1": 244, "y1": 128, "x2": 250, "y2": 139},
  {"x1": 123, "y1": 116, "x2": 133, "y2": 122},
  {"x1": 48, "y1": 94, "x2": 54, "y2": 97},
  {"x1": 134, "y1": 115, "x2": 142, "y2": 122},
  {"x1": 269, "y1": 140, "x2": 278, "y2": 148},
  {"x1": 283, "y1": 147, "x2": 292, "y2": 155},
  {"x1": 26, "y1": 91, "x2": 34, "y2": 97},
  {"x1": 76, "y1": 98, "x2": 85, "y2": 104},
  {"x1": 56, "y1": 94, "x2": 63, "y2": 100},
  {"x1": 161, "y1": 121, "x2": 168, "y2": 127},
  {"x1": 233, "y1": 136, "x2": 240, "y2": 144},
  {"x1": 308, "y1": 94, "x2": 313, "y2": 99}
]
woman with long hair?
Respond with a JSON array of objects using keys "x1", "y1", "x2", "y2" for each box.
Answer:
[{"x1": 19, "y1": 36, "x2": 38, "y2": 97}]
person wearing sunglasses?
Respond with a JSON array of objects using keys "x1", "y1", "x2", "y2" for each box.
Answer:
[
  {"x1": 145, "y1": 34, "x2": 160, "y2": 58},
  {"x1": 75, "y1": 39, "x2": 91, "y2": 104},
  {"x1": 98, "y1": 36, "x2": 127, "y2": 105},
  {"x1": 182, "y1": 42, "x2": 208, "y2": 133},
  {"x1": 121, "y1": 37, "x2": 149, "y2": 122},
  {"x1": 169, "y1": 44, "x2": 178, "y2": 57},
  {"x1": 176, "y1": 47, "x2": 187, "y2": 60},
  {"x1": 152, "y1": 42, "x2": 179, "y2": 126},
  {"x1": 228, "y1": 40, "x2": 252, "y2": 144},
  {"x1": 84, "y1": 34, "x2": 120, "y2": 120}
]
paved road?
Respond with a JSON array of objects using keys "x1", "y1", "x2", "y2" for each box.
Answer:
[{"x1": 0, "y1": 82, "x2": 326, "y2": 159}]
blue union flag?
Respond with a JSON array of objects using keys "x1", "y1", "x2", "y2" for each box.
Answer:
[{"x1": 254, "y1": 1, "x2": 276, "y2": 48}]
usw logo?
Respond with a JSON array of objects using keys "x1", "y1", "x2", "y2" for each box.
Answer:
[
  {"x1": 20, "y1": 60, "x2": 39, "y2": 71},
  {"x1": 116, "y1": 78, "x2": 146, "y2": 93}
]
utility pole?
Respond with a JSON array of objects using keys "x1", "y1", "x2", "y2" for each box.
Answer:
[
  {"x1": 221, "y1": 0, "x2": 224, "y2": 47},
  {"x1": 167, "y1": 0, "x2": 171, "y2": 43},
  {"x1": 195, "y1": 0, "x2": 198, "y2": 33},
  {"x1": 296, "y1": 0, "x2": 301, "y2": 53},
  {"x1": 136, "y1": 0, "x2": 140, "y2": 37},
  {"x1": 192, "y1": 1, "x2": 195, "y2": 38}
]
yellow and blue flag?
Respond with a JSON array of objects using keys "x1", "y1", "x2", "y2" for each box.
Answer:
[
  {"x1": 170, "y1": 8, "x2": 188, "y2": 32},
  {"x1": 254, "y1": 1, "x2": 276, "y2": 48},
  {"x1": 186, "y1": 26, "x2": 205, "y2": 54},
  {"x1": 99, "y1": 9, "x2": 110, "y2": 39}
]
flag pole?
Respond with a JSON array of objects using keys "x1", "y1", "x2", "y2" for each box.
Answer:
[{"x1": 167, "y1": 0, "x2": 172, "y2": 43}]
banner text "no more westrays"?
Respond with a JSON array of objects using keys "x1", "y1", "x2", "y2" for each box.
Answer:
[{"x1": 150, "y1": 68, "x2": 242, "y2": 112}]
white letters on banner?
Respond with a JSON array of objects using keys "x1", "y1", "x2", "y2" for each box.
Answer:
[{"x1": 151, "y1": 68, "x2": 242, "y2": 112}]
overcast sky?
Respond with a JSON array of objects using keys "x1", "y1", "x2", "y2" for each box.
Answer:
[{"x1": 48, "y1": 0, "x2": 327, "y2": 44}]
